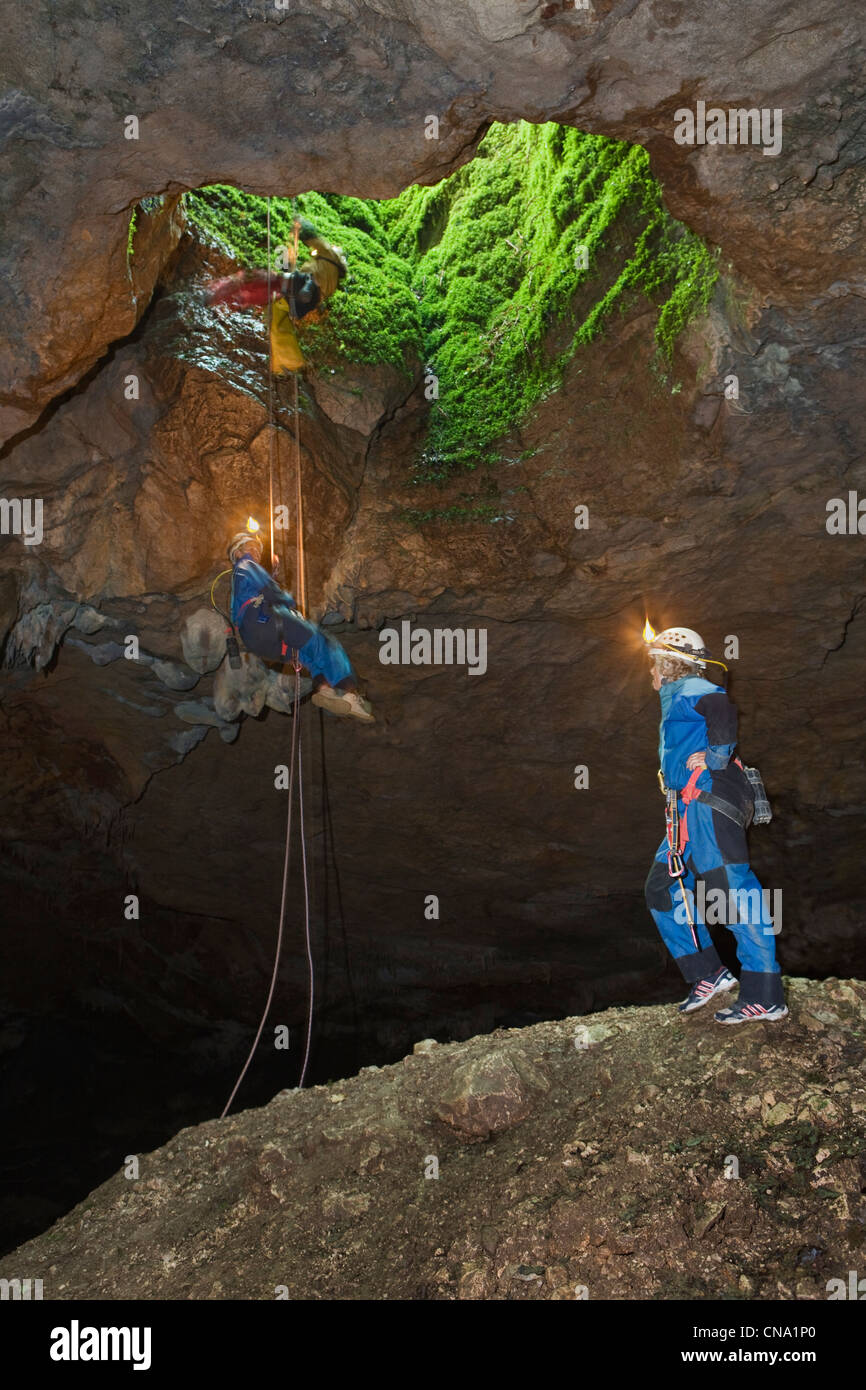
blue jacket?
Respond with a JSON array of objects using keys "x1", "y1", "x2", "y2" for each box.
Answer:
[
  {"x1": 658, "y1": 676, "x2": 738, "y2": 794},
  {"x1": 230, "y1": 557, "x2": 295, "y2": 628}
]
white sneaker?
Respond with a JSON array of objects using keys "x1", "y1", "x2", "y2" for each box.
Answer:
[
  {"x1": 311, "y1": 685, "x2": 352, "y2": 716},
  {"x1": 342, "y1": 691, "x2": 375, "y2": 723},
  {"x1": 311, "y1": 686, "x2": 375, "y2": 722},
  {"x1": 714, "y1": 1002, "x2": 789, "y2": 1024}
]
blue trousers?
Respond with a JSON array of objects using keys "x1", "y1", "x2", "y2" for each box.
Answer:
[
  {"x1": 240, "y1": 607, "x2": 356, "y2": 688},
  {"x1": 645, "y1": 798, "x2": 783, "y2": 1006}
]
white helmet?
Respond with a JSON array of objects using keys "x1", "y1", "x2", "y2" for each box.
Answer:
[
  {"x1": 647, "y1": 626, "x2": 708, "y2": 667},
  {"x1": 228, "y1": 530, "x2": 263, "y2": 564}
]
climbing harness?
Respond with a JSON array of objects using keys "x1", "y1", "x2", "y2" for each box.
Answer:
[
  {"x1": 659, "y1": 769, "x2": 700, "y2": 947},
  {"x1": 658, "y1": 754, "x2": 771, "y2": 948},
  {"x1": 221, "y1": 195, "x2": 315, "y2": 1117}
]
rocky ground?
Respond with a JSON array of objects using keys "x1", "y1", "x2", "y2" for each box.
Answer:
[{"x1": 2, "y1": 976, "x2": 863, "y2": 1301}]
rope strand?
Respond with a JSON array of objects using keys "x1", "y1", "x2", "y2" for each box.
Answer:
[
  {"x1": 221, "y1": 195, "x2": 315, "y2": 1116},
  {"x1": 267, "y1": 199, "x2": 276, "y2": 570},
  {"x1": 220, "y1": 676, "x2": 300, "y2": 1119},
  {"x1": 296, "y1": 674, "x2": 314, "y2": 1089}
]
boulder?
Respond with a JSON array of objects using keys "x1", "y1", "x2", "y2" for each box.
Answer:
[
  {"x1": 179, "y1": 609, "x2": 227, "y2": 675},
  {"x1": 150, "y1": 659, "x2": 200, "y2": 692},
  {"x1": 435, "y1": 1047, "x2": 549, "y2": 1139},
  {"x1": 213, "y1": 652, "x2": 268, "y2": 721}
]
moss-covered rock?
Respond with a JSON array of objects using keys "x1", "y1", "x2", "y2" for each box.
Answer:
[
  {"x1": 183, "y1": 122, "x2": 718, "y2": 479},
  {"x1": 383, "y1": 122, "x2": 718, "y2": 478}
]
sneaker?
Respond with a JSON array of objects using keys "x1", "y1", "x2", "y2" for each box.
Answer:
[
  {"x1": 311, "y1": 684, "x2": 352, "y2": 716},
  {"x1": 342, "y1": 691, "x2": 375, "y2": 723},
  {"x1": 679, "y1": 968, "x2": 737, "y2": 1014},
  {"x1": 714, "y1": 1002, "x2": 789, "y2": 1025},
  {"x1": 311, "y1": 686, "x2": 375, "y2": 723}
]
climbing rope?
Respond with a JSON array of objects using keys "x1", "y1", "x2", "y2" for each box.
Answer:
[
  {"x1": 267, "y1": 198, "x2": 276, "y2": 571},
  {"x1": 221, "y1": 195, "x2": 314, "y2": 1117}
]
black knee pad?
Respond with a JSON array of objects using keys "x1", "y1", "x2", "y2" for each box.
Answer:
[
  {"x1": 645, "y1": 860, "x2": 673, "y2": 912},
  {"x1": 700, "y1": 865, "x2": 730, "y2": 896}
]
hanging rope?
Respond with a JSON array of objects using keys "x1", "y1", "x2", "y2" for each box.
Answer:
[
  {"x1": 267, "y1": 199, "x2": 276, "y2": 570},
  {"x1": 219, "y1": 674, "x2": 300, "y2": 1120},
  {"x1": 221, "y1": 195, "x2": 315, "y2": 1117}
]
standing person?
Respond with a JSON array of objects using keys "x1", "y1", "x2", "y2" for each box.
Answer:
[
  {"x1": 206, "y1": 216, "x2": 347, "y2": 372},
  {"x1": 643, "y1": 625, "x2": 786, "y2": 1023},
  {"x1": 227, "y1": 530, "x2": 374, "y2": 723}
]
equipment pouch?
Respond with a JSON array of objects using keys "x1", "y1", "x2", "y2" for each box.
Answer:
[{"x1": 742, "y1": 765, "x2": 772, "y2": 825}]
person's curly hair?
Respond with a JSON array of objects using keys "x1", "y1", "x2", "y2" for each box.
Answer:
[{"x1": 652, "y1": 653, "x2": 702, "y2": 684}]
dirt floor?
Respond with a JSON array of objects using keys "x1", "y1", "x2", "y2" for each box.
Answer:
[{"x1": 2, "y1": 976, "x2": 864, "y2": 1300}]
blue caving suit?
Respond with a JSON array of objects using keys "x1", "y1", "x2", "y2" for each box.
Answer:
[
  {"x1": 230, "y1": 556, "x2": 356, "y2": 690},
  {"x1": 644, "y1": 676, "x2": 784, "y2": 1009}
]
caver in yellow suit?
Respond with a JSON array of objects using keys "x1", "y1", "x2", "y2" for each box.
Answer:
[{"x1": 206, "y1": 218, "x2": 347, "y2": 372}]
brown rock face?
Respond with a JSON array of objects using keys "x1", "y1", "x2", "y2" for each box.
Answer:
[{"x1": 2, "y1": 2, "x2": 865, "y2": 441}]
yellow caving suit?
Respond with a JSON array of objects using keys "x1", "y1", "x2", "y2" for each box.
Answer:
[{"x1": 269, "y1": 228, "x2": 347, "y2": 374}]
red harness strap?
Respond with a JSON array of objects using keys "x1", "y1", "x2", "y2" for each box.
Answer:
[{"x1": 679, "y1": 765, "x2": 704, "y2": 850}]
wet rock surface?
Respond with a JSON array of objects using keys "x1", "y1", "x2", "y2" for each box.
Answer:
[{"x1": 2, "y1": 978, "x2": 863, "y2": 1301}]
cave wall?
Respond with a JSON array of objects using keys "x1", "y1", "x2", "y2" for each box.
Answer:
[{"x1": 2, "y1": 1, "x2": 864, "y2": 441}]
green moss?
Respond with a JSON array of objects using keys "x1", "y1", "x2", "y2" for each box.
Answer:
[
  {"x1": 383, "y1": 123, "x2": 718, "y2": 478},
  {"x1": 127, "y1": 196, "x2": 165, "y2": 264},
  {"x1": 182, "y1": 186, "x2": 421, "y2": 373},
  {"x1": 396, "y1": 503, "x2": 503, "y2": 527},
  {"x1": 183, "y1": 121, "x2": 717, "y2": 477}
]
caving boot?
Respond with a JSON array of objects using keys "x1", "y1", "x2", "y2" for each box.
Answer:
[
  {"x1": 714, "y1": 970, "x2": 787, "y2": 1023},
  {"x1": 679, "y1": 968, "x2": 737, "y2": 1014}
]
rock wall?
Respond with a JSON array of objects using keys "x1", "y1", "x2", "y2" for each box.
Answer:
[{"x1": 2, "y1": 2, "x2": 864, "y2": 440}]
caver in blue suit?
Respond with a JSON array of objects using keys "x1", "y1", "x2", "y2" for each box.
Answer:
[
  {"x1": 230, "y1": 556, "x2": 356, "y2": 691},
  {"x1": 644, "y1": 676, "x2": 784, "y2": 1010}
]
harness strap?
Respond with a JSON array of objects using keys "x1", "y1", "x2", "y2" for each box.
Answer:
[
  {"x1": 679, "y1": 765, "x2": 703, "y2": 849},
  {"x1": 696, "y1": 790, "x2": 750, "y2": 827}
]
